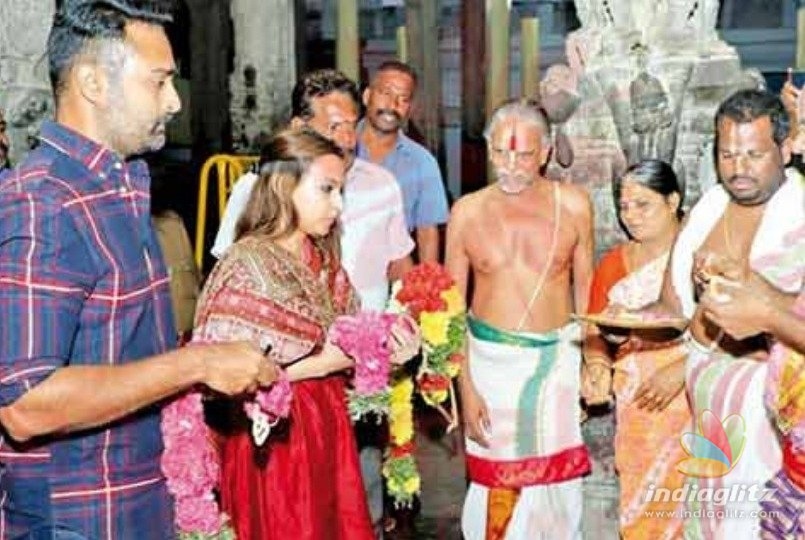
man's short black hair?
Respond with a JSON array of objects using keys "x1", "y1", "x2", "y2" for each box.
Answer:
[
  {"x1": 372, "y1": 61, "x2": 418, "y2": 90},
  {"x1": 714, "y1": 88, "x2": 790, "y2": 146},
  {"x1": 47, "y1": 0, "x2": 174, "y2": 99},
  {"x1": 290, "y1": 69, "x2": 360, "y2": 120}
]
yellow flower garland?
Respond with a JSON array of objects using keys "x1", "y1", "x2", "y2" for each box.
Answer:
[
  {"x1": 382, "y1": 264, "x2": 467, "y2": 507},
  {"x1": 383, "y1": 374, "x2": 420, "y2": 506},
  {"x1": 389, "y1": 377, "x2": 414, "y2": 445}
]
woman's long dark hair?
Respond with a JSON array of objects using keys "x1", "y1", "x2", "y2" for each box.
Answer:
[{"x1": 613, "y1": 159, "x2": 684, "y2": 221}]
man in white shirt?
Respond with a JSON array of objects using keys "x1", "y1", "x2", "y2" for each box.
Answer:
[
  {"x1": 212, "y1": 69, "x2": 415, "y2": 537},
  {"x1": 213, "y1": 70, "x2": 413, "y2": 311}
]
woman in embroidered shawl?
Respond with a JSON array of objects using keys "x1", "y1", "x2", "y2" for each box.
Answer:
[
  {"x1": 582, "y1": 160, "x2": 690, "y2": 539},
  {"x1": 193, "y1": 129, "x2": 374, "y2": 540}
]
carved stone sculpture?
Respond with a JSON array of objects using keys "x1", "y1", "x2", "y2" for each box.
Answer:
[
  {"x1": 540, "y1": 65, "x2": 583, "y2": 170},
  {"x1": 629, "y1": 71, "x2": 675, "y2": 163},
  {"x1": 560, "y1": 0, "x2": 757, "y2": 251},
  {"x1": 0, "y1": 2, "x2": 55, "y2": 163}
]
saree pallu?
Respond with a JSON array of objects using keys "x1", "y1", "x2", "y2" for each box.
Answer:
[
  {"x1": 684, "y1": 338, "x2": 781, "y2": 540},
  {"x1": 461, "y1": 316, "x2": 590, "y2": 540},
  {"x1": 591, "y1": 247, "x2": 691, "y2": 539},
  {"x1": 193, "y1": 236, "x2": 373, "y2": 540},
  {"x1": 613, "y1": 339, "x2": 689, "y2": 540}
]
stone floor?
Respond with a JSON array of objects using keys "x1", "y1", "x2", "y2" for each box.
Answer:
[{"x1": 386, "y1": 407, "x2": 620, "y2": 539}]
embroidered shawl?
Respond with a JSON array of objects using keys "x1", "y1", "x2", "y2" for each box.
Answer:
[{"x1": 193, "y1": 235, "x2": 358, "y2": 363}]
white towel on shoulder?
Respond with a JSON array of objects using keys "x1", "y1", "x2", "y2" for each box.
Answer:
[{"x1": 671, "y1": 168, "x2": 805, "y2": 318}]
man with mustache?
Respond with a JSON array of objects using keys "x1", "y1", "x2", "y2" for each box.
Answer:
[
  {"x1": 358, "y1": 61, "x2": 449, "y2": 262},
  {"x1": 651, "y1": 89, "x2": 804, "y2": 538},
  {"x1": 695, "y1": 84, "x2": 805, "y2": 539},
  {"x1": 0, "y1": 108, "x2": 10, "y2": 171},
  {"x1": 0, "y1": 1, "x2": 275, "y2": 537},
  {"x1": 446, "y1": 99, "x2": 594, "y2": 539}
]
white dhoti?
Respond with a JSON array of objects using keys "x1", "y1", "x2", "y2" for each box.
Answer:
[
  {"x1": 461, "y1": 316, "x2": 591, "y2": 540},
  {"x1": 669, "y1": 172, "x2": 802, "y2": 539},
  {"x1": 684, "y1": 337, "x2": 782, "y2": 540}
]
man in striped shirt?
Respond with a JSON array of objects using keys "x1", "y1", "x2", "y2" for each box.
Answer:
[{"x1": 0, "y1": 2, "x2": 274, "y2": 538}]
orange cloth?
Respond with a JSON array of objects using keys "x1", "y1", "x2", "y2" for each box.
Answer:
[
  {"x1": 588, "y1": 245, "x2": 628, "y2": 314},
  {"x1": 613, "y1": 344, "x2": 688, "y2": 540},
  {"x1": 485, "y1": 487, "x2": 521, "y2": 540},
  {"x1": 591, "y1": 244, "x2": 689, "y2": 540}
]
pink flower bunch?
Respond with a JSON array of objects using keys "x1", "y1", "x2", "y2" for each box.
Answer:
[
  {"x1": 161, "y1": 391, "x2": 230, "y2": 537},
  {"x1": 243, "y1": 369, "x2": 292, "y2": 422},
  {"x1": 329, "y1": 311, "x2": 398, "y2": 419}
]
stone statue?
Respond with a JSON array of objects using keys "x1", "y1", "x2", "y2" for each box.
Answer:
[
  {"x1": 647, "y1": 0, "x2": 724, "y2": 54},
  {"x1": 8, "y1": 90, "x2": 52, "y2": 143},
  {"x1": 574, "y1": 0, "x2": 724, "y2": 57},
  {"x1": 0, "y1": 2, "x2": 55, "y2": 162},
  {"x1": 693, "y1": 0, "x2": 722, "y2": 48},
  {"x1": 564, "y1": 0, "x2": 756, "y2": 242},
  {"x1": 628, "y1": 70, "x2": 676, "y2": 163},
  {"x1": 540, "y1": 64, "x2": 583, "y2": 169}
]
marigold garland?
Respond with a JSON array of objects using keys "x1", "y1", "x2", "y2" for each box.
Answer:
[
  {"x1": 383, "y1": 375, "x2": 419, "y2": 506},
  {"x1": 383, "y1": 262, "x2": 467, "y2": 507}
]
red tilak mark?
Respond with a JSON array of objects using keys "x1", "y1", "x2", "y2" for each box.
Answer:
[{"x1": 508, "y1": 130, "x2": 517, "y2": 151}]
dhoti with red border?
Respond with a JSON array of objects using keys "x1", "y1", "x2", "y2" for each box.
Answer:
[{"x1": 461, "y1": 315, "x2": 591, "y2": 540}]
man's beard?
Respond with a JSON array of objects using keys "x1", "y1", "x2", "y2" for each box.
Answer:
[
  {"x1": 110, "y1": 118, "x2": 171, "y2": 157},
  {"x1": 495, "y1": 169, "x2": 533, "y2": 195}
]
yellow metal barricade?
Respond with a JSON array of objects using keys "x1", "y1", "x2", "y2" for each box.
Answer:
[{"x1": 194, "y1": 154, "x2": 259, "y2": 269}]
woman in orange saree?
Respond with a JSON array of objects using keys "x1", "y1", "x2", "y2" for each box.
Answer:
[
  {"x1": 583, "y1": 160, "x2": 690, "y2": 540},
  {"x1": 194, "y1": 129, "x2": 374, "y2": 540}
]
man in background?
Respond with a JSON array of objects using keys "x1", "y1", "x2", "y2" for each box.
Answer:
[{"x1": 358, "y1": 61, "x2": 449, "y2": 262}]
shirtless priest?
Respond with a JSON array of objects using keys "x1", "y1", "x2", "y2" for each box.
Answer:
[{"x1": 446, "y1": 99, "x2": 595, "y2": 540}]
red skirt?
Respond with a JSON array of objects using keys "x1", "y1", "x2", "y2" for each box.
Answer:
[{"x1": 219, "y1": 376, "x2": 374, "y2": 540}]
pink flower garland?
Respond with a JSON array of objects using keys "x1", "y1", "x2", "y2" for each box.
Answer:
[
  {"x1": 243, "y1": 370, "x2": 293, "y2": 424},
  {"x1": 161, "y1": 391, "x2": 229, "y2": 536},
  {"x1": 329, "y1": 311, "x2": 398, "y2": 419},
  {"x1": 161, "y1": 371, "x2": 293, "y2": 537}
]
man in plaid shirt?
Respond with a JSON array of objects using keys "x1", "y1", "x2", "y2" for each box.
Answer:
[{"x1": 0, "y1": 1, "x2": 276, "y2": 538}]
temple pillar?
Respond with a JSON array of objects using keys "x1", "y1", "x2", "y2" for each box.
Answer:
[{"x1": 229, "y1": 0, "x2": 296, "y2": 153}]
